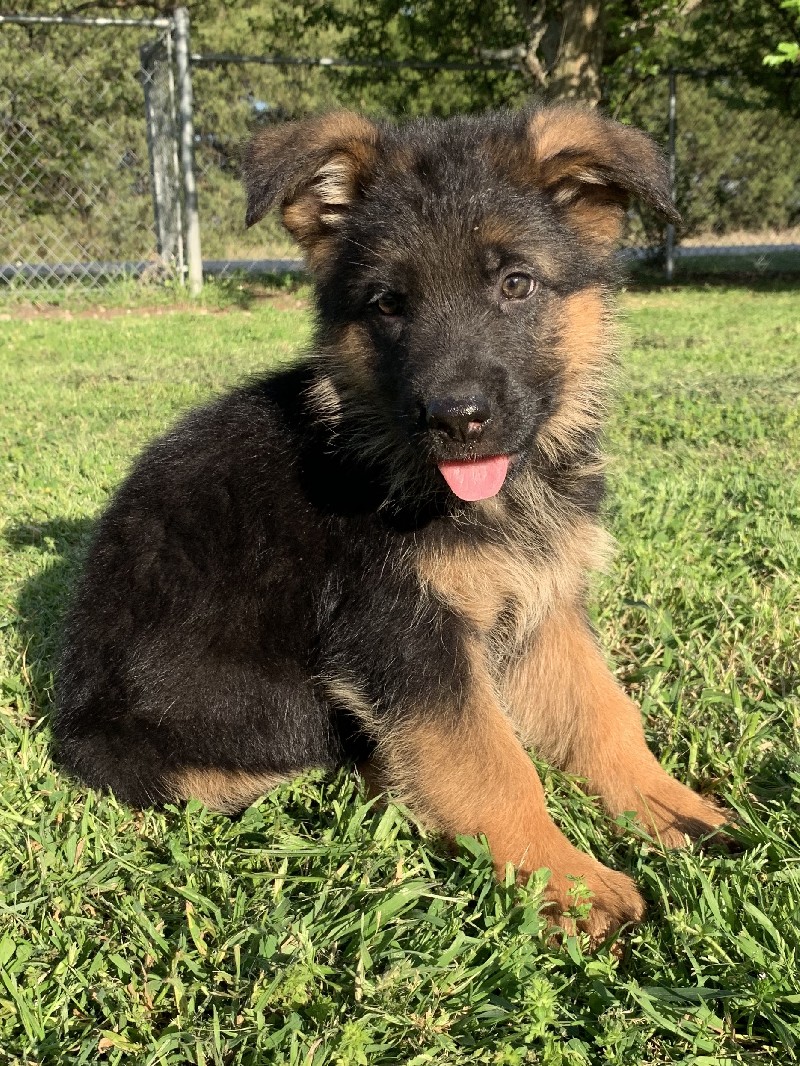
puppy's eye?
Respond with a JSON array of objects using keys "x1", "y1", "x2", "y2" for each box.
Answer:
[
  {"x1": 501, "y1": 273, "x2": 537, "y2": 300},
  {"x1": 375, "y1": 292, "x2": 405, "y2": 316}
]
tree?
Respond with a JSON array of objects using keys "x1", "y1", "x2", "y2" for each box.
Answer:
[
  {"x1": 763, "y1": 0, "x2": 800, "y2": 67},
  {"x1": 649, "y1": 0, "x2": 800, "y2": 115},
  {"x1": 308, "y1": 0, "x2": 609, "y2": 110},
  {"x1": 547, "y1": 0, "x2": 604, "y2": 103},
  {"x1": 0, "y1": 0, "x2": 354, "y2": 261}
]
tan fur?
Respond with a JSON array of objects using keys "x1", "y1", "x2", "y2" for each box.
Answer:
[
  {"x1": 556, "y1": 286, "x2": 611, "y2": 376},
  {"x1": 355, "y1": 758, "x2": 388, "y2": 800},
  {"x1": 315, "y1": 156, "x2": 357, "y2": 215},
  {"x1": 306, "y1": 372, "x2": 343, "y2": 422},
  {"x1": 169, "y1": 768, "x2": 289, "y2": 814},
  {"x1": 530, "y1": 109, "x2": 615, "y2": 210},
  {"x1": 313, "y1": 323, "x2": 380, "y2": 405},
  {"x1": 281, "y1": 199, "x2": 340, "y2": 272},
  {"x1": 478, "y1": 216, "x2": 559, "y2": 281},
  {"x1": 270, "y1": 113, "x2": 379, "y2": 260},
  {"x1": 564, "y1": 197, "x2": 627, "y2": 247},
  {"x1": 380, "y1": 644, "x2": 646, "y2": 939},
  {"x1": 530, "y1": 108, "x2": 610, "y2": 169},
  {"x1": 528, "y1": 107, "x2": 664, "y2": 246},
  {"x1": 503, "y1": 608, "x2": 727, "y2": 846},
  {"x1": 320, "y1": 676, "x2": 377, "y2": 733},
  {"x1": 308, "y1": 111, "x2": 377, "y2": 145},
  {"x1": 282, "y1": 199, "x2": 319, "y2": 245},
  {"x1": 416, "y1": 517, "x2": 611, "y2": 647},
  {"x1": 331, "y1": 324, "x2": 375, "y2": 388},
  {"x1": 535, "y1": 286, "x2": 615, "y2": 464},
  {"x1": 385, "y1": 143, "x2": 416, "y2": 171}
]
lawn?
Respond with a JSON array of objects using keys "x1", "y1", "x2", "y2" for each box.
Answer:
[{"x1": 1, "y1": 281, "x2": 799, "y2": 1065}]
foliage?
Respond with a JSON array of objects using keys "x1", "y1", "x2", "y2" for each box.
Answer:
[
  {"x1": 604, "y1": 0, "x2": 800, "y2": 116},
  {"x1": 763, "y1": 0, "x2": 800, "y2": 66},
  {"x1": 1, "y1": 283, "x2": 800, "y2": 1062},
  {"x1": 290, "y1": 0, "x2": 531, "y2": 117},
  {"x1": 619, "y1": 74, "x2": 800, "y2": 245},
  {"x1": 0, "y1": 17, "x2": 159, "y2": 265},
  {"x1": 0, "y1": 1, "x2": 350, "y2": 266}
]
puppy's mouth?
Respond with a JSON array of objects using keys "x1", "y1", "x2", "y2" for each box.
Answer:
[{"x1": 437, "y1": 454, "x2": 511, "y2": 502}]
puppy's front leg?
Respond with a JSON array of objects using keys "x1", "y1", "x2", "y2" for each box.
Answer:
[
  {"x1": 361, "y1": 656, "x2": 645, "y2": 939},
  {"x1": 504, "y1": 607, "x2": 727, "y2": 847}
]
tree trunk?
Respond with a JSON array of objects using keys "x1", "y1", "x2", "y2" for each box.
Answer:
[{"x1": 547, "y1": 0, "x2": 604, "y2": 106}]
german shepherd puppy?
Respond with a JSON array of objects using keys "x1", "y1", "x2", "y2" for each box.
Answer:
[{"x1": 55, "y1": 106, "x2": 726, "y2": 939}]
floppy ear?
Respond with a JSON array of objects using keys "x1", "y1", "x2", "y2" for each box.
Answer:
[
  {"x1": 528, "y1": 105, "x2": 680, "y2": 248},
  {"x1": 242, "y1": 111, "x2": 380, "y2": 256}
]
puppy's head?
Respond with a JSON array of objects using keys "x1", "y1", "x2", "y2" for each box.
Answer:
[{"x1": 244, "y1": 107, "x2": 678, "y2": 503}]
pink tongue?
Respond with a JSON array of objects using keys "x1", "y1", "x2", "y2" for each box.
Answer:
[{"x1": 437, "y1": 455, "x2": 510, "y2": 502}]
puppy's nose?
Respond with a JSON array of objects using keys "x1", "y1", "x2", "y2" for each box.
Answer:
[{"x1": 426, "y1": 395, "x2": 491, "y2": 443}]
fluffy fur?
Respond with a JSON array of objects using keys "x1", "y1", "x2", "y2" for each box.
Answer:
[{"x1": 55, "y1": 105, "x2": 725, "y2": 939}]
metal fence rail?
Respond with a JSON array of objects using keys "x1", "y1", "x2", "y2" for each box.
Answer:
[{"x1": 2, "y1": 8, "x2": 799, "y2": 295}]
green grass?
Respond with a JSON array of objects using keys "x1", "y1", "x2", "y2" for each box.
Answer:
[{"x1": 1, "y1": 282, "x2": 799, "y2": 1064}]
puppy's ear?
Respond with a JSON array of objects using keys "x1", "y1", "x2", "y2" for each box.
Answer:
[
  {"x1": 527, "y1": 105, "x2": 680, "y2": 248},
  {"x1": 242, "y1": 112, "x2": 379, "y2": 258}
]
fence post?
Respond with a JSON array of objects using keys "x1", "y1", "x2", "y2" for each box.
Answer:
[
  {"x1": 140, "y1": 34, "x2": 184, "y2": 278},
  {"x1": 173, "y1": 6, "x2": 202, "y2": 295},
  {"x1": 665, "y1": 69, "x2": 677, "y2": 282}
]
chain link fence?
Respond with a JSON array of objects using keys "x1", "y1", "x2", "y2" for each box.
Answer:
[
  {"x1": 187, "y1": 48, "x2": 517, "y2": 274},
  {"x1": 621, "y1": 68, "x2": 800, "y2": 279},
  {"x1": 2, "y1": 9, "x2": 799, "y2": 295},
  {"x1": 0, "y1": 13, "x2": 188, "y2": 289}
]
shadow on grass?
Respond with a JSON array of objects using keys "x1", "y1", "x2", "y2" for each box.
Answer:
[{"x1": 4, "y1": 516, "x2": 95, "y2": 724}]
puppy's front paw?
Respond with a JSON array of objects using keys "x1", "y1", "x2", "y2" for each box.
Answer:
[
  {"x1": 525, "y1": 846, "x2": 645, "y2": 945},
  {"x1": 627, "y1": 777, "x2": 730, "y2": 849}
]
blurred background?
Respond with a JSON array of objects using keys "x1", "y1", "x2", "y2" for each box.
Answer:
[{"x1": 2, "y1": 0, "x2": 799, "y2": 291}]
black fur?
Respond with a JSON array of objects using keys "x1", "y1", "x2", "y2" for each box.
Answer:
[
  {"x1": 56, "y1": 363, "x2": 480, "y2": 802},
  {"x1": 54, "y1": 106, "x2": 674, "y2": 810}
]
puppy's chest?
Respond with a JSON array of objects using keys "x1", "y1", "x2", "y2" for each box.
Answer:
[{"x1": 416, "y1": 520, "x2": 606, "y2": 669}]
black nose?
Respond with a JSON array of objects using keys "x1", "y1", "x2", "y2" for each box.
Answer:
[{"x1": 425, "y1": 395, "x2": 491, "y2": 443}]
